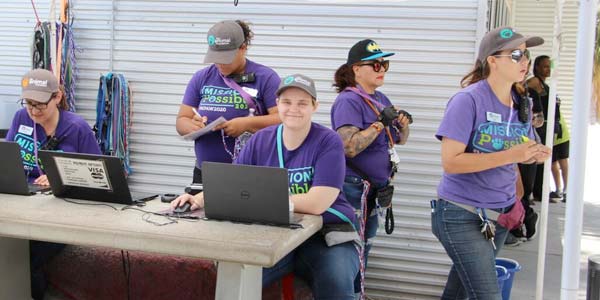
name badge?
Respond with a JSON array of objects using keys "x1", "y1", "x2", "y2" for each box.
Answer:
[
  {"x1": 242, "y1": 87, "x2": 258, "y2": 98},
  {"x1": 486, "y1": 112, "x2": 502, "y2": 123},
  {"x1": 18, "y1": 125, "x2": 34, "y2": 135}
]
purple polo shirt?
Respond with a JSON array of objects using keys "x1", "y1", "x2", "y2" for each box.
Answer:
[
  {"x1": 235, "y1": 123, "x2": 356, "y2": 224},
  {"x1": 436, "y1": 80, "x2": 535, "y2": 208},
  {"x1": 182, "y1": 60, "x2": 280, "y2": 166},
  {"x1": 330, "y1": 89, "x2": 400, "y2": 184},
  {"x1": 6, "y1": 109, "x2": 102, "y2": 181}
]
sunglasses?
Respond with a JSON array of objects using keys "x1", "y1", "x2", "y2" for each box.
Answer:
[
  {"x1": 356, "y1": 60, "x2": 390, "y2": 72},
  {"x1": 494, "y1": 49, "x2": 531, "y2": 64}
]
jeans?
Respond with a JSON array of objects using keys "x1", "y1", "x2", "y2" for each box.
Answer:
[
  {"x1": 431, "y1": 199, "x2": 509, "y2": 300},
  {"x1": 263, "y1": 234, "x2": 359, "y2": 300},
  {"x1": 342, "y1": 175, "x2": 384, "y2": 293}
]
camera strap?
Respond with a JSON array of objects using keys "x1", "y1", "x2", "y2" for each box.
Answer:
[
  {"x1": 345, "y1": 86, "x2": 394, "y2": 148},
  {"x1": 219, "y1": 72, "x2": 263, "y2": 115}
]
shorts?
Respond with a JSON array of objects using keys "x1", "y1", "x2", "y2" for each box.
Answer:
[{"x1": 552, "y1": 141, "x2": 569, "y2": 162}]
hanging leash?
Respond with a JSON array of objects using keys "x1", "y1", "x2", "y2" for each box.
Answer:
[{"x1": 94, "y1": 73, "x2": 133, "y2": 175}]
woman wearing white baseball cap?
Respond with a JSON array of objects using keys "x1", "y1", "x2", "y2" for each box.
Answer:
[{"x1": 431, "y1": 27, "x2": 551, "y2": 299}]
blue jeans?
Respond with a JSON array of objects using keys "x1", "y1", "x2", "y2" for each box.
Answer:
[
  {"x1": 342, "y1": 175, "x2": 384, "y2": 293},
  {"x1": 431, "y1": 199, "x2": 509, "y2": 300},
  {"x1": 263, "y1": 234, "x2": 359, "y2": 300}
]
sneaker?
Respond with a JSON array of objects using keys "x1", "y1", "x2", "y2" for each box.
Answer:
[
  {"x1": 549, "y1": 191, "x2": 563, "y2": 203},
  {"x1": 525, "y1": 212, "x2": 539, "y2": 240},
  {"x1": 511, "y1": 226, "x2": 525, "y2": 239},
  {"x1": 562, "y1": 193, "x2": 567, "y2": 203},
  {"x1": 504, "y1": 233, "x2": 523, "y2": 247}
]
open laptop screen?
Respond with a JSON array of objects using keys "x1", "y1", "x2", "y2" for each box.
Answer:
[{"x1": 38, "y1": 150, "x2": 148, "y2": 205}]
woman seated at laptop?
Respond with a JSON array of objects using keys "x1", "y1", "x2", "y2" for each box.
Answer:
[
  {"x1": 5, "y1": 68, "x2": 101, "y2": 300},
  {"x1": 6, "y1": 69, "x2": 101, "y2": 186},
  {"x1": 172, "y1": 74, "x2": 359, "y2": 299},
  {"x1": 175, "y1": 20, "x2": 281, "y2": 185}
]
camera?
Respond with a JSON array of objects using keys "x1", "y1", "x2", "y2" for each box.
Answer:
[{"x1": 378, "y1": 106, "x2": 413, "y2": 126}]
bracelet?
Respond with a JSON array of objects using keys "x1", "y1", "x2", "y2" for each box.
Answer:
[{"x1": 370, "y1": 122, "x2": 383, "y2": 133}]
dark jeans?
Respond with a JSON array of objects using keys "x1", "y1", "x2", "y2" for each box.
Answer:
[
  {"x1": 262, "y1": 234, "x2": 359, "y2": 299},
  {"x1": 431, "y1": 199, "x2": 509, "y2": 300},
  {"x1": 518, "y1": 163, "x2": 535, "y2": 217},
  {"x1": 342, "y1": 175, "x2": 385, "y2": 293},
  {"x1": 30, "y1": 241, "x2": 66, "y2": 300}
]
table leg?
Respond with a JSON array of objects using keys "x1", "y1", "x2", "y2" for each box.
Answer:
[
  {"x1": 215, "y1": 262, "x2": 262, "y2": 300},
  {"x1": 0, "y1": 237, "x2": 31, "y2": 299}
]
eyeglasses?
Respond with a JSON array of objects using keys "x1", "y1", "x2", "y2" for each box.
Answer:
[
  {"x1": 20, "y1": 99, "x2": 48, "y2": 111},
  {"x1": 356, "y1": 60, "x2": 390, "y2": 72},
  {"x1": 494, "y1": 49, "x2": 531, "y2": 64}
]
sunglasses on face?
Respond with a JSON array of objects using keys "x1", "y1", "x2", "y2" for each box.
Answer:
[
  {"x1": 494, "y1": 49, "x2": 531, "y2": 63},
  {"x1": 356, "y1": 60, "x2": 390, "y2": 72}
]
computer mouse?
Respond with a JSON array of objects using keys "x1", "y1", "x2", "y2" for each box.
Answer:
[{"x1": 173, "y1": 202, "x2": 192, "y2": 214}]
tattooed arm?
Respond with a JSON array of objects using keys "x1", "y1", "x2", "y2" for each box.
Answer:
[{"x1": 337, "y1": 123, "x2": 383, "y2": 158}]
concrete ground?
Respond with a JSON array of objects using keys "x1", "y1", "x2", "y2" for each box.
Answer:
[{"x1": 502, "y1": 124, "x2": 600, "y2": 300}]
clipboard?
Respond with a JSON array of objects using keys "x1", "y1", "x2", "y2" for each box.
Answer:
[{"x1": 182, "y1": 116, "x2": 227, "y2": 140}]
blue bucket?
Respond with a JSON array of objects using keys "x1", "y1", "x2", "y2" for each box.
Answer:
[
  {"x1": 496, "y1": 265, "x2": 510, "y2": 292},
  {"x1": 496, "y1": 258, "x2": 521, "y2": 300}
]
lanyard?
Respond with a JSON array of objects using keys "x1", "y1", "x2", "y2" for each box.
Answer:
[
  {"x1": 276, "y1": 124, "x2": 354, "y2": 226},
  {"x1": 345, "y1": 86, "x2": 395, "y2": 148},
  {"x1": 219, "y1": 72, "x2": 262, "y2": 115}
]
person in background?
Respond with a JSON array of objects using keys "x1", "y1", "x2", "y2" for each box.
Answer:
[
  {"x1": 431, "y1": 27, "x2": 551, "y2": 299},
  {"x1": 175, "y1": 20, "x2": 281, "y2": 184},
  {"x1": 172, "y1": 74, "x2": 359, "y2": 299},
  {"x1": 330, "y1": 39, "x2": 411, "y2": 296},
  {"x1": 6, "y1": 68, "x2": 101, "y2": 300},
  {"x1": 528, "y1": 55, "x2": 570, "y2": 202}
]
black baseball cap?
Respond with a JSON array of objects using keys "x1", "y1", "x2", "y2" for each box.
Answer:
[{"x1": 347, "y1": 39, "x2": 394, "y2": 65}]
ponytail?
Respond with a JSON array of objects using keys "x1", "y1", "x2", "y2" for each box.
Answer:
[
  {"x1": 332, "y1": 64, "x2": 357, "y2": 93},
  {"x1": 460, "y1": 60, "x2": 491, "y2": 87}
]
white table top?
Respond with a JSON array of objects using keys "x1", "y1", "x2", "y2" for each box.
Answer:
[{"x1": 0, "y1": 193, "x2": 322, "y2": 267}]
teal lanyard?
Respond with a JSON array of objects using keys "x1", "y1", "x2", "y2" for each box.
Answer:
[{"x1": 276, "y1": 124, "x2": 355, "y2": 228}]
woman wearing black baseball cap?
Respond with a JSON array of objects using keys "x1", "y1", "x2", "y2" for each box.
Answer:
[
  {"x1": 330, "y1": 39, "x2": 411, "y2": 296},
  {"x1": 431, "y1": 27, "x2": 551, "y2": 299}
]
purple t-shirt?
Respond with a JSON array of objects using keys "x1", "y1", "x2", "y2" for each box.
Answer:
[
  {"x1": 182, "y1": 60, "x2": 280, "y2": 166},
  {"x1": 6, "y1": 109, "x2": 102, "y2": 181},
  {"x1": 330, "y1": 89, "x2": 400, "y2": 184},
  {"x1": 436, "y1": 80, "x2": 535, "y2": 208},
  {"x1": 235, "y1": 123, "x2": 356, "y2": 224}
]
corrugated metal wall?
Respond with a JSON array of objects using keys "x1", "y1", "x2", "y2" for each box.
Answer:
[
  {"x1": 0, "y1": 1, "x2": 486, "y2": 299},
  {"x1": 514, "y1": 0, "x2": 578, "y2": 123}
]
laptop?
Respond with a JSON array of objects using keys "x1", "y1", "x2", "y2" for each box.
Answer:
[
  {"x1": 38, "y1": 150, "x2": 157, "y2": 205},
  {"x1": 202, "y1": 162, "x2": 299, "y2": 226},
  {"x1": 0, "y1": 141, "x2": 51, "y2": 195}
]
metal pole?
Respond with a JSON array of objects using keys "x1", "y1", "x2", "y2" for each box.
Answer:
[
  {"x1": 535, "y1": 0, "x2": 564, "y2": 298},
  {"x1": 560, "y1": 0, "x2": 598, "y2": 299}
]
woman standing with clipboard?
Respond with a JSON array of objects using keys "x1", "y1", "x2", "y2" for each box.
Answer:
[{"x1": 175, "y1": 20, "x2": 281, "y2": 184}]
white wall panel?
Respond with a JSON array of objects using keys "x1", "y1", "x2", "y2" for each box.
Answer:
[
  {"x1": 514, "y1": 0, "x2": 579, "y2": 125},
  {"x1": 0, "y1": 1, "x2": 485, "y2": 298}
]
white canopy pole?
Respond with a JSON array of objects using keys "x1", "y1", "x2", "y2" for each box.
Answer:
[
  {"x1": 534, "y1": 1, "x2": 564, "y2": 299},
  {"x1": 560, "y1": 0, "x2": 598, "y2": 299}
]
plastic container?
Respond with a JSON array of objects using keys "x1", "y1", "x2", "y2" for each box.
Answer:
[
  {"x1": 496, "y1": 257, "x2": 522, "y2": 300},
  {"x1": 496, "y1": 265, "x2": 510, "y2": 294}
]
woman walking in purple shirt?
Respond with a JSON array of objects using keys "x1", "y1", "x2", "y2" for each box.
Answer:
[
  {"x1": 330, "y1": 39, "x2": 411, "y2": 296},
  {"x1": 432, "y1": 27, "x2": 551, "y2": 299},
  {"x1": 172, "y1": 74, "x2": 359, "y2": 299},
  {"x1": 175, "y1": 20, "x2": 281, "y2": 184}
]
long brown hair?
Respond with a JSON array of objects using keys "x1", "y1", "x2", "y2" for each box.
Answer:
[
  {"x1": 332, "y1": 64, "x2": 357, "y2": 93},
  {"x1": 235, "y1": 20, "x2": 254, "y2": 46},
  {"x1": 460, "y1": 60, "x2": 491, "y2": 87},
  {"x1": 54, "y1": 86, "x2": 69, "y2": 111}
]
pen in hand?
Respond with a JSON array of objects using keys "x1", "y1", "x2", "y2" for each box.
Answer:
[{"x1": 191, "y1": 108, "x2": 208, "y2": 127}]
